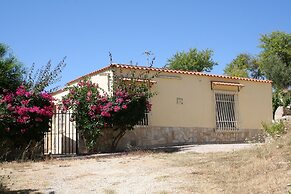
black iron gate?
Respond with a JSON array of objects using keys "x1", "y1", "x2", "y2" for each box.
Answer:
[{"x1": 44, "y1": 110, "x2": 78, "y2": 155}]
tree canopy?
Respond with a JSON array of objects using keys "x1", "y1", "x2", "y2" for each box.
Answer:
[
  {"x1": 166, "y1": 48, "x2": 217, "y2": 72},
  {"x1": 259, "y1": 31, "x2": 291, "y2": 89},
  {"x1": 224, "y1": 53, "x2": 263, "y2": 79},
  {"x1": 25, "y1": 58, "x2": 66, "y2": 93},
  {"x1": 0, "y1": 43, "x2": 24, "y2": 94}
]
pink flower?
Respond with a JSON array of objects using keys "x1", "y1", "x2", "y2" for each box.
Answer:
[
  {"x1": 42, "y1": 106, "x2": 53, "y2": 117},
  {"x1": 122, "y1": 105, "x2": 127, "y2": 109},
  {"x1": 21, "y1": 100, "x2": 30, "y2": 106},
  {"x1": 116, "y1": 91, "x2": 121, "y2": 96},
  {"x1": 86, "y1": 81, "x2": 91, "y2": 87},
  {"x1": 16, "y1": 107, "x2": 28, "y2": 115},
  {"x1": 87, "y1": 91, "x2": 92, "y2": 97},
  {"x1": 146, "y1": 102, "x2": 152, "y2": 112},
  {"x1": 113, "y1": 106, "x2": 121, "y2": 112},
  {"x1": 69, "y1": 89, "x2": 75, "y2": 94},
  {"x1": 101, "y1": 111, "x2": 111, "y2": 117},
  {"x1": 22, "y1": 115, "x2": 30, "y2": 122},
  {"x1": 62, "y1": 106, "x2": 68, "y2": 112},
  {"x1": 115, "y1": 90, "x2": 128, "y2": 98},
  {"x1": 2, "y1": 94, "x2": 14, "y2": 103},
  {"x1": 116, "y1": 98, "x2": 124, "y2": 104},
  {"x1": 40, "y1": 92, "x2": 52, "y2": 100},
  {"x1": 25, "y1": 92, "x2": 31, "y2": 98},
  {"x1": 16, "y1": 118, "x2": 25, "y2": 123},
  {"x1": 101, "y1": 98, "x2": 107, "y2": 102},
  {"x1": 90, "y1": 105, "x2": 99, "y2": 112},
  {"x1": 29, "y1": 106, "x2": 40, "y2": 113},
  {"x1": 15, "y1": 85, "x2": 26, "y2": 96},
  {"x1": 78, "y1": 81, "x2": 85, "y2": 87},
  {"x1": 7, "y1": 103, "x2": 14, "y2": 111}
]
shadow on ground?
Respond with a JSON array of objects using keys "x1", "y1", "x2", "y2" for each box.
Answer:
[
  {"x1": 148, "y1": 146, "x2": 182, "y2": 153},
  {"x1": 1, "y1": 182, "x2": 54, "y2": 194}
]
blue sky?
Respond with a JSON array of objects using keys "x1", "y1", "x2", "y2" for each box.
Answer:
[{"x1": 1, "y1": 0, "x2": 291, "y2": 88}]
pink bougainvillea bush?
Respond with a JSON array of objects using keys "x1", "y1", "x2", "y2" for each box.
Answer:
[
  {"x1": 0, "y1": 85, "x2": 54, "y2": 148},
  {"x1": 61, "y1": 79, "x2": 152, "y2": 151}
]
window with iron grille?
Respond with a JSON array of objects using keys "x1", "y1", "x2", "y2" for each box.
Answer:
[{"x1": 215, "y1": 92, "x2": 238, "y2": 130}]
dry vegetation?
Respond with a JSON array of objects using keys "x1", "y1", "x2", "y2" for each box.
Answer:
[{"x1": 1, "y1": 128, "x2": 291, "y2": 194}]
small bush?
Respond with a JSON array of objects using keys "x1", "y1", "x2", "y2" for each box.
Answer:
[
  {"x1": 0, "y1": 85, "x2": 54, "y2": 161},
  {"x1": 262, "y1": 121, "x2": 286, "y2": 136},
  {"x1": 61, "y1": 79, "x2": 152, "y2": 152}
]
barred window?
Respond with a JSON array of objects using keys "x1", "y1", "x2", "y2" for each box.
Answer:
[{"x1": 215, "y1": 93, "x2": 238, "y2": 130}]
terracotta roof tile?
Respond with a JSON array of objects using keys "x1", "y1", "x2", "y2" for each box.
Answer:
[
  {"x1": 113, "y1": 64, "x2": 272, "y2": 83},
  {"x1": 51, "y1": 63, "x2": 272, "y2": 95}
]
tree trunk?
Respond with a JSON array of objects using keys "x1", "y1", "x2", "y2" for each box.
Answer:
[{"x1": 111, "y1": 129, "x2": 126, "y2": 152}]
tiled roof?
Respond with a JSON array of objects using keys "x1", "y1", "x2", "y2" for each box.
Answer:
[
  {"x1": 51, "y1": 63, "x2": 272, "y2": 96},
  {"x1": 67, "y1": 65, "x2": 112, "y2": 85},
  {"x1": 113, "y1": 64, "x2": 272, "y2": 83},
  {"x1": 121, "y1": 78, "x2": 157, "y2": 83}
]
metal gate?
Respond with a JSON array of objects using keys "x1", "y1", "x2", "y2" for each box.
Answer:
[{"x1": 44, "y1": 110, "x2": 78, "y2": 155}]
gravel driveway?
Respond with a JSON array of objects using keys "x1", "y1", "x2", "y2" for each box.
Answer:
[{"x1": 0, "y1": 143, "x2": 261, "y2": 194}]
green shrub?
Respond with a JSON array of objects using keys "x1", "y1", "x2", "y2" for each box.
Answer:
[{"x1": 262, "y1": 121, "x2": 286, "y2": 136}]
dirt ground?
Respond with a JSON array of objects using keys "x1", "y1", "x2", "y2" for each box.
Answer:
[{"x1": 0, "y1": 141, "x2": 290, "y2": 194}]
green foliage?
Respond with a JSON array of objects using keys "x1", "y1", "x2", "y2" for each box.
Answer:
[
  {"x1": 0, "y1": 85, "x2": 54, "y2": 161},
  {"x1": 166, "y1": 48, "x2": 217, "y2": 72},
  {"x1": 61, "y1": 80, "x2": 106, "y2": 150},
  {"x1": 262, "y1": 121, "x2": 286, "y2": 136},
  {"x1": 259, "y1": 31, "x2": 291, "y2": 89},
  {"x1": 272, "y1": 89, "x2": 283, "y2": 118},
  {"x1": 272, "y1": 89, "x2": 291, "y2": 116},
  {"x1": 0, "y1": 43, "x2": 66, "y2": 94},
  {"x1": 0, "y1": 43, "x2": 24, "y2": 94},
  {"x1": 224, "y1": 53, "x2": 263, "y2": 79},
  {"x1": 61, "y1": 63, "x2": 156, "y2": 151},
  {"x1": 25, "y1": 57, "x2": 66, "y2": 93},
  {"x1": 0, "y1": 43, "x2": 65, "y2": 160}
]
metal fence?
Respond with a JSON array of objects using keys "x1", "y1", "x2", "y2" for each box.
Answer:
[
  {"x1": 44, "y1": 111, "x2": 149, "y2": 155},
  {"x1": 44, "y1": 110, "x2": 78, "y2": 155},
  {"x1": 137, "y1": 113, "x2": 149, "y2": 126}
]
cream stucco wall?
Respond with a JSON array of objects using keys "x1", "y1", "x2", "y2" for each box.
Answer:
[
  {"x1": 52, "y1": 70, "x2": 113, "y2": 101},
  {"x1": 90, "y1": 70, "x2": 113, "y2": 95},
  {"x1": 52, "y1": 67, "x2": 272, "y2": 131},
  {"x1": 236, "y1": 81, "x2": 272, "y2": 129},
  {"x1": 149, "y1": 73, "x2": 272, "y2": 130}
]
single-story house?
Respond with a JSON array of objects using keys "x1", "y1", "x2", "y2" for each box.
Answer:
[{"x1": 48, "y1": 64, "x2": 272, "y2": 153}]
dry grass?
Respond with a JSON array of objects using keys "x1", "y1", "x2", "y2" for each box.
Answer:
[
  {"x1": 104, "y1": 189, "x2": 118, "y2": 194},
  {"x1": 1, "y1": 128, "x2": 291, "y2": 193},
  {"x1": 161, "y1": 129, "x2": 291, "y2": 193}
]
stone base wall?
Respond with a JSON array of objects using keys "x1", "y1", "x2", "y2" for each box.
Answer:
[
  {"x1": 79, "y1": 126, "x2": 263, "y2": 153},
  {"x1": 117, "y1": 126, "x2": 263, "y2": 151}
]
